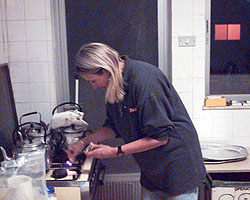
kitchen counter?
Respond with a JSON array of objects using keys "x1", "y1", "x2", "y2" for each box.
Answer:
[
  {"x1": 205, "y1": 148, "x2": 250, "y2": 173},
  {"x1": 46, "y1": 157, "x2": 95, "y2": 200}
]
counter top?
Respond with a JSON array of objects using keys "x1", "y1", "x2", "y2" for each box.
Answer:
[{"x1": 205, "y1": 148, "x2": 250, "y2": 173}]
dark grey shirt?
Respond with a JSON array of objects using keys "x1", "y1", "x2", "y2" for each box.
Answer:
[{"x1": 103, "y1": 56, "x2": 206, "y2": 196}]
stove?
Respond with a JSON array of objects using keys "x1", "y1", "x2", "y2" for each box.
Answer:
[{"x1": 46, "y1": 157, "x2": 105, "y2": 200}]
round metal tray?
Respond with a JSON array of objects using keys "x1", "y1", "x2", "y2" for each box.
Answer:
[{"x1": 201, "y1": 143, "x2": 249, "y2": 164}]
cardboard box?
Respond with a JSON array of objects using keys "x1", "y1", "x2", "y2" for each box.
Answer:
[{"x1": 205, "y1": 96, "x2": 226, "y2": 107}]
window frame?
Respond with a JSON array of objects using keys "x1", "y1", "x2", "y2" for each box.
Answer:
[{"x1": 205, "y1": 0, "x2": 250, "y2": 103}]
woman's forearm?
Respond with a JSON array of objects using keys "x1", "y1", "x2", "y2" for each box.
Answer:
[
  {"x1": 121, "y1": 137, "x2": 168, "y2": 155},
  {"x1": 80, "y1": 126, "x2": 116, "y2": 145}
]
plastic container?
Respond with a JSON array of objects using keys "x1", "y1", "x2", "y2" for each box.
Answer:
[
  {"x1": 7, "y1": 175, "x2": 35, "y2": 200},
  {"x1": 15, "y1": 149, "x2": 48, "y2": 200},
  {"x1": 47, "y1": 185, "x2": 58, "y2": 200}
]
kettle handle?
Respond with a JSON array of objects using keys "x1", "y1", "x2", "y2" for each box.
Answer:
[
  {"x1": 20, "y1": 111, "x2": 47, "y2": 128},
  {"x1": 52, "y1": 102, "x2": 83, "y2": 115},
  {"x1": 12, "y1": 122, "x2": 47, "y2": 147},
  {"x1": 20, "y1": 111, "x2": 41, "y2": 124}
]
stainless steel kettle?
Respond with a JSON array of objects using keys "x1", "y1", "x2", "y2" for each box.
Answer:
[{"x1": 12, "y1": 112, "x2": 51, "y2": 172}]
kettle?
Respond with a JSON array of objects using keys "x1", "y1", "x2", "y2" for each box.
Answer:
[
  {"x1": 0, "y1": 146, "x2": 17, "y2": 170},
  {"x1": 12, "y1": 111, "x2": 52, "y2": 172},
  {"x1": 50, "y1": 102, "x2": 89, "y2": 145},
  {"x1": 18, "y1": 111, "x2": 47, "y2": 143}
]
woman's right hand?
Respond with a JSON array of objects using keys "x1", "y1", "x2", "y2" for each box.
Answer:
[{"x1": 67, "y1": 140, "x2": 84, "y2": 162}]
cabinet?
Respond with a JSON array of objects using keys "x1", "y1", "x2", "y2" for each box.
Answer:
[{"x1": 199, "y1": 148, "x2": 250, "y2": 200}]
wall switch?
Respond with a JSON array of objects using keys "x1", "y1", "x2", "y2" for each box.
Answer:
[{"x1": 178, "y1": 36, "x2": 196, "y2": 47}]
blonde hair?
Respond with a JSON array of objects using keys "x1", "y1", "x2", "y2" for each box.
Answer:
[{"x1": 75, "y1": 42, "x2": 125, "y2": 104}]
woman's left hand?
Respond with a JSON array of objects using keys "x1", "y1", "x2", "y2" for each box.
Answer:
[{"x1": 84, "y1": 143, "x2": 117, "y2": 159}]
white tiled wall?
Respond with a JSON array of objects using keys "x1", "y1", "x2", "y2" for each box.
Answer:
[
  {"x1": 172, "y1": 0, "x2": 250, "y2": 147},
  {"x1": 1, "y1": 0, "x2": 250, "y2": 147},
  {"x1": 0, "y1": 0, "x2": 56, "y2": 123}
]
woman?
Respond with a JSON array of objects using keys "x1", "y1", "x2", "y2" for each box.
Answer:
[{"x1": 67, "y1": 42, "x2": 206, "y2": 200}]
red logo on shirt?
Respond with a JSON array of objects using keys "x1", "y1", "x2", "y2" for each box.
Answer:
[{"x1": 129, "y1": 108, "x2": 138, "y2": 113}]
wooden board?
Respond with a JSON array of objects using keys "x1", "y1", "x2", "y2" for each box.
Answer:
[{"x1": 55, "y1": 187, "x2": 81, "y2": 200}]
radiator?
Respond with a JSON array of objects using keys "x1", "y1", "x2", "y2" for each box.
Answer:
[{"x1": 94, "y1": 181, "x2": 141, "y2": 200}]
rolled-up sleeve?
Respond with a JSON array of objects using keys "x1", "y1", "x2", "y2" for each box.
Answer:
[{"x1": 139, "y1": 94, "x2": 175, "y2": 141}]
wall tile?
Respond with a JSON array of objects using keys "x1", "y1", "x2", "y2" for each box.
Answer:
[
  {"x1": 28, "y1": 62, "x2": 49, "y2": 82},
  {"x1": 172, "y1": 16, "x2": 193, "y2": 37},
  {"x1": 193, "y1": 16, "x2": 205, "y2": 37},
  {"x1": 12, "y1": 82, "x2": 30, "y2": 102},
  {"x1": 29, "y1": 82, "x2": 50, "y2": 102},
  {"x1": 15, "y1": 102, "x2": 31, "y2": 120},
  {"x1": 9, "y1": 62, "x2": 29, "y2": 83},
  {"x1": 6, "y1": 0, "x2": 25, "y2": 20},
  {"x1": 193, "y1": 118, "x2": 213, "y2": 138},
  {"x1": 30, "y1": 102, "x2": 51, "y2": 123},
  {"x1": 213, "y1": 110, "x2": 233, "y2": 118},
  {"x1": 172, "y1": 38, "x2": 193, "y2": 60},
  {"x1": 7, "y1": 21, "x2": 26, "y2": 41},
  {"x1": 47, "y1": 41, "x2": 53, "y2": 61},
  {"x1": 48, "y1": 62, "x2": 55, "y2": 82},
  {"x1": 212, "y1": 137, "x2": 233, "y2": 145},
  {"x1": 233, "y1": 118, "x2": 250, "y2": 137},
  {"x1": 0, "y1": 0, "x2": 3, "y2": 21},
  {"x1": 178, "y1": 92, "x2": 193, "y2": 117},
  {"x1": 172, "y1": 0, "x2": 193, "y2": 16},
  {"x1": 172, "y1": 60, "x2": 192, "y2": 79},
  {"x1": 194, "y1": 0, "x2": 205, "y2": 16},
  {"x1": 2, "y1": 19, "x2": 7, "y2": 43},
  {"x1": 232, "y1": 137, "x2": 250, "y2": 148},
  {"x1": 212, "y1": 118, "x2": 233, "y2": 138},
  {"x1": 193, "y1": 58, "x2": 205, "y2": 79},
  {"x1": 200, "y1": 138, "x2": 213, "y2": 144},
  {"x1": 0, "y1": 20, "x2": 3, "y2": 43},
  {"x1": 45, "y1": 0, "x2": 51, "y2": 20},
  {"x1": 24, "y1": 0, "x2": 46, "y2": 20},
  {"x1": 232, "y1": 110, "x2": 250, "y2": 118},
  {"x1": 0, "y1": 43, "x2": 6, "y2": 63},
  {"x1": 193, "y1": 37, "x2": 206, "y2": 60},
  {"x1": 173, "y1": 78, "x2": 192, "y2": 93},
  {"x1": 46, "y1": 20, "x2": 52, "y2": 40},
  {"x1": 26, "y1": 20, "x2": 46, "y2": 41},
  {"x1": 27, "y1": 41, "x2": 48, "y2": 61},
  {"x1": 50, "y1": 102, "x2": 58, "y2": 114},
  {"x1": 193, "y1": 78, "x2": 205, "y2": 99},
  {"x1": 49, "y1": 82, "x2": 57, "y2": 103},
  {"x1": 193, "y1": 98, "x2": 213, "y2": 119},
  {"x1": 8, "y1": 42, "x2": 27, "y2": 62}
]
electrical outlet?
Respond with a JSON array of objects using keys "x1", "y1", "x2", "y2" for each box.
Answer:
[{"x1": 178, "y1": 36, "x2": 196, "y2": 47}]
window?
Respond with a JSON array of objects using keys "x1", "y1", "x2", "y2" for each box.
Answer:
[{"x1": 206, "y1": 0, "x2": 250, "y2": 102}]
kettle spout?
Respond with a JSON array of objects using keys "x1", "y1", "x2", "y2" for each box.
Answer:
[{"x1": 0, "y1": 146, "x2": 11, "y2": 161}]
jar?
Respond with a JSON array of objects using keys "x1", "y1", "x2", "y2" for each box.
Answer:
[{"x1": 47, "y1": 185, "x2": 58, "y2": 200}]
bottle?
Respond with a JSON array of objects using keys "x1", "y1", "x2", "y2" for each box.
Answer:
[{"x1": 47, "y1": 185, "x2": 58, "y2": 200}]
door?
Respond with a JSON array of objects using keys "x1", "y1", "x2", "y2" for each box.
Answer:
[{"x1": 65, "y1": 0, "x2": 158, "y2": 131}]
